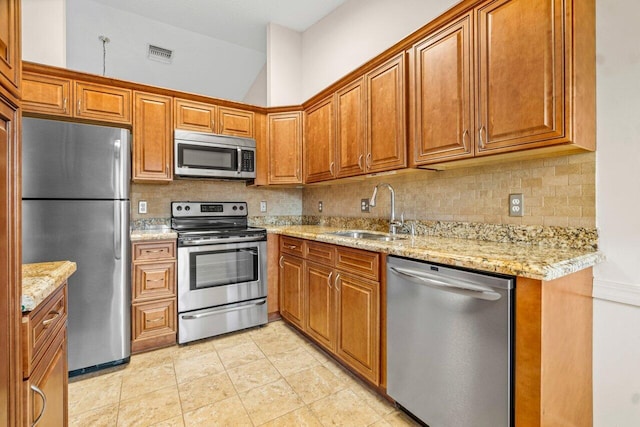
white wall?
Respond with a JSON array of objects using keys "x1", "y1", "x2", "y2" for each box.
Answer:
[
  {"x1": 300, "y1": 0, "x2": 458, "y2": 99},
  {"x1": 65, "y1": 0, "x2": 266, "y2": 102},
  {"x1": 22, "y1": 0, "x2": 66, "y2": 67},
  {"x1": 593, "y1": 0, "x2": 640, "y2": 425},
  {"x1": 242, "y1": 64, "x2": 267, "y2": 106},
  {"x1": 266, "y1": 23, "x2": 303, "y2": 106}
]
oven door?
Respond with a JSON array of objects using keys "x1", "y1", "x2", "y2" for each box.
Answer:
[{"x1": 177, "y1": 239, "x2": 267, "y2": 313}]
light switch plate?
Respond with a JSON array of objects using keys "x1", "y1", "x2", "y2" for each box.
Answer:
[
  {"x1": 138, "y1": 200, "x2": 147, "y2": 214},
  {"x1": 260, "y1": 201, "x2": 267, "y2": 212},
  {"x1": 509, "y1": 193, "x2": 524, "y2": 217}
]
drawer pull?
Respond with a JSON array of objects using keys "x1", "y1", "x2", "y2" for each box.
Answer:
[
  {"x1": 144, "y1": 249, "x2": 164, "y2": 254},
  {"x1": 286, "y1": 245, "x2": 297, "y2": 250},
  {"x1": 31, "y1": 385, "x2": 47, "y2": 427},
  {"x1": 146, "y1": 317, "x2": 165, "y2": 325},
  {"x1": 42, "y1": 311, "x2": 61, "y2": 329}
]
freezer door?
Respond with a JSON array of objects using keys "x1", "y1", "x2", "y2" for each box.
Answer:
[
  {"x1": 22, "y1": 117, "x2": 130, "y2": 199},
  {"x1": 23, "y1": 200, "x2": 131, "y2": 372}
]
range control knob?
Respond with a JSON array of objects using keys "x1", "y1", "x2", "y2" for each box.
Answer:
[
  {"x1": 232, "y1": 206, "x2": 238, "y2": 211},
  {"x1": 176, "y1": 206, "x2": 182, "y2": 211},
  {"x1": 239, "y1": 206, "x2": 245, "y2": 211},
  {"x1": 185, "y1": 206, "x2": 191, "y2": 211}
]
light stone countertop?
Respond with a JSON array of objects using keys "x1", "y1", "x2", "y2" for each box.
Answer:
[
  {"x1": 22, "y1": 261, "x2": 77, "y2": 312},
  {"x1": 130, "y1": 227, "x2": 177, "y2": 242},
  {"x1": 265, "y1": 225, "x2": 605, "y2": 281}
]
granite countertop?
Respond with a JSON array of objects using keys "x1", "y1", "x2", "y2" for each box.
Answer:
[
  {"x1": 22, "y1": 261, "x2": 77, "y2": 312},
  {"x1": 131, "y1": 226, "x2": 177, "y2": 242},
  {"x1": 265, "y1": 225, "x2": 604, "y2": 281}
]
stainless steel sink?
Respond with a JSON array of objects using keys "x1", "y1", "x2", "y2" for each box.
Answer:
[{"x1": 328, "y1": 230, "x2": 408, "y2": 241}]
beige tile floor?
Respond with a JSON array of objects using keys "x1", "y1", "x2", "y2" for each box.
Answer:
[{"x1": 68, "y1": 320, "x2": 419, "y2": 427}]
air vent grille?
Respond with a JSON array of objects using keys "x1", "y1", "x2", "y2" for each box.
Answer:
[{"x1": 147, "y1": 44, "x2": 173, "y2": 63}]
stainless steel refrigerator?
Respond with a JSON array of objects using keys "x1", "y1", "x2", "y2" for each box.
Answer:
[{"x1": 22, "y1": 117, "x2": 131, "y2": 376}]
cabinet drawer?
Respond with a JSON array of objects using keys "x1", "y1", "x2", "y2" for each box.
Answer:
[
  {"x1": 305, "y1": 241, "x2": 336, "y2": 266},
  {"x1": 133, "y1": 240, "x2": 176, "y2": 261},
  {"x1": 336, "y1": 247, "x2": 380, "y2": 281},
  {"x1": 132, "y1": 298, "x2": 176, "y2": 353},
  {"x1": 133, "y1": 261, "x2": 176, "y2": 302},
  {"x1": 22, "y1": 284, "x2": 68, "y2": 378},
  {"x1": 280, "y1": 236, "x2": 305, "y2": 257}
]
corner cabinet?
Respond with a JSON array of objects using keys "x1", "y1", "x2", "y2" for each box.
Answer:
[
  {"x1": 131, "y1": 240, "x2": 177, "y2": 353},
  {"x1": 267, "y1": 111, "x2": 303, "y2": 184},
  {"x1": 132, "y1": 92, "x2": 173, "y2": 182},
  {"x1": 22, "y1": 284, "x2": 68, "y2": 427},
  {"x1": 278, "y1": 236, "x2": 381, "y2": 385}
]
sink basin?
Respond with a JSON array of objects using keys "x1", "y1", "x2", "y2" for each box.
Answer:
[{"x1": 328, "y1": 230, "x2": 408, "y2": 242}]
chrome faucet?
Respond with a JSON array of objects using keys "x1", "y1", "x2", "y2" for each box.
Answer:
[{"x1": 370, "y1": 183, "x2": 403, "y2": 234}]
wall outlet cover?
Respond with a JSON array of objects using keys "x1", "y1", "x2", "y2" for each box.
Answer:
[
  {"x1": 260, "y1": 201, "x2": 267, "y2": 212},
  {"x1": 509, "y1": 193, "x2": 524, "y2": 217},
  {"x1": 318, "y1": 201, "x2": 323, "y2": 212},
  {"x1": 361, "y1": 198, "x2": 370, "y2": 213},
  {"x1": 138, "y1": 200, "x2": 147, "y2": 214}
]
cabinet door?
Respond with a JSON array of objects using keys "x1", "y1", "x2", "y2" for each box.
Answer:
[
  {"x1": 0, "y1": 0, "x2": 20, "y2": 96},
  {"x1": 267, "y1": 112, "x2": 302, "y2": 184},
  {"x1": 336, "y1": 78, "x2": 366, "y2": 178},
  {"x1": 75, "y1": 82, "x2": 132, "y2": 124},
  {"x1": 133, "y1": 262, "x2": 176, "y2": 302},
  {"x1": 131, "y1": 298, "x2": 176, "y2": 353},
  {"x1": 218, "y1": 106, "x2": 254, "y2": 138},
  {"x1": 366, "y1": 53, "x2": 407, "y2": 173},
  {"x1": 174, "y1": 98, "x2": 216, "y2": 132},
  {"x1": 0, "y1": 92, "x2": 20, "y2": 427},
  {"x1": 412, "y1": 13, "x2": 474, "y2": 164},
  {"x1": 279, "y1": 254, "x2": 304, "y2": 329},
  {"x1": 25, "y1": 328, "x2": 68, "y2": 427},
  {"x1": 133, "y1": 92, "x2": 173, "y2": 182},
  {"x1": 304, "y1": 96, "x2": 335, "y2": 183},
  {"x1": 335, "y1": 273, "x2": 380, "y2": 385},
  {"x1": 22, "y1": 73, "x2": 72, "y2": 117},
  {"x1": 305, "y1": 262, "x2": 335, "y2": 351},
  {"x1": 476, "y1": 0, "x2": 565, "y2": 153}
]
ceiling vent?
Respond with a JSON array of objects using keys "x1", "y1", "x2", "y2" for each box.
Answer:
[{"x1": 147, "y1": 44, "x2": 173, "y2": 64}]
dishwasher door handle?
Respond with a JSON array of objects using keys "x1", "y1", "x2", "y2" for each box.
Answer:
[{"x1": 389, "y1": 267, "x2": 502, "y2": 301}]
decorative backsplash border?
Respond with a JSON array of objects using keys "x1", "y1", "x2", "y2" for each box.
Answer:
[
  {"x1": 130, "y1": 218, "x2": 171, "y2": 230},
  {"x1": 250, "y1": 216, "x2": 599, "y2": 251}
]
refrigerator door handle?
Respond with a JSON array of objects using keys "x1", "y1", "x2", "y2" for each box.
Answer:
[
  {"x1": 113, "y1": 139, "x2": 121, "y2": 199},
  {"x1": 114, "y1": 203, "x2": 121, "y2": 260}
]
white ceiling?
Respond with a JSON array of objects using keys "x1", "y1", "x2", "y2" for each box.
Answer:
[{"x1": 90, "y1": 0, "x2": 348, "y2": 52}]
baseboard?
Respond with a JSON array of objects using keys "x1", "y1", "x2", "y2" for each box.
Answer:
[{"x1": 593, "y1": 279, "x2": 640, "y2": 307}]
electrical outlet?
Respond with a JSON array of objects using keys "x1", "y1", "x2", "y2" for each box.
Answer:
[
  {"x1": 318, "y1": 201, "x2": 323, "y2": 212},
  {"x1": 509, "y1": 193, "x2": 524, "y2": 217},
  {"x1": 260, "y1": 201, "x2": 267, "y2": 212},
  {"x1": 138, "y1": 200, "x2": 147, "y2": 214},
  {"x1": 361, "y1": 198, "x2": 370, "y2": 213}
]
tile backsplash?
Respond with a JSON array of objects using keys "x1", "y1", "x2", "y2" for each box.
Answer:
[
  {"x1": 131, "y1": 152, "x2": 595, "y2": 229},
  {"x1": 302, "y1": 152, "x2": 596, "y2": 228},
  {"x1": 130, "y1": 180, "x2": 303, "y2": 221}
]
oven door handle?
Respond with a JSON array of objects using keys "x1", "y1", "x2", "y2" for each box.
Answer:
[
  {"x1": 181, "y1": 299, "x2": 267, "y2": 320},
  {"x1": 180, "y1": 235, "x2": 265, "y2": 246}
]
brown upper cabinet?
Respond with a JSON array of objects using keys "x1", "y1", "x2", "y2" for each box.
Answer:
[
  {"x1": 0, "y1": 0, "x2": 20, "y2": 97},
  {"x1": 174, "y1": 98, "x2": 254, "y2": 138},
  {"x1": 365, "y1": 53, "x2": 407, "y2": 173},
  {"x1": 22, "y1": 72, "x2": 132, "y2": 124},
  {"x1": 267, "y1": 111, "x2": 303, "y2": 184},
  {"x1": 411, "y1": 0, "x2": 595, "y2": 166},
  {"x1": 303, "y1": 53, "x2": 406, "y2": 184},
  {"x1": 304, "y1": 96, "x2": 335, "y2": 183},
  {"x1": 335, "y1": 77, "x2": 366, "y2": 178},
  {"x1": 133, "y1": 91, "x2": 173, "y2": 182},
  {"x1": 410, "y1": 13, "x2": 474, "y2": 164}
]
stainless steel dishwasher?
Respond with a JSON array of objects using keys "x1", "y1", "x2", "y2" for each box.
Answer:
[{"x1": 387, "y1": 255, "x2": 514, "y2": 427}]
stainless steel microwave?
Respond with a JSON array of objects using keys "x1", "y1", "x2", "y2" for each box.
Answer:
[{"x1": 174, "y1": 130, "x2": 256, "y2": 179}]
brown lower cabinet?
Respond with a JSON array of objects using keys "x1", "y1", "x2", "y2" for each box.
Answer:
[
  {"x1": 131, "y1": 240, "x2": 177, "y2": 353},
  {"x1": 278, "y1": 237, "x2": 381, "y2": 386},
  {"x1": 22, "y1": 283, "x2": 69, "y2": 427}
]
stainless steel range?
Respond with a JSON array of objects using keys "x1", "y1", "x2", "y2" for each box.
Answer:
[{"x1": 172, "y1": 201, "x2": 267, "y2": 344}]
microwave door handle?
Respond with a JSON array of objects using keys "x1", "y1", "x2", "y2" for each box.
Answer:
[{"x1": 237, "y1": 147, "x2": 242, "y2": 174}]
